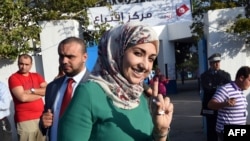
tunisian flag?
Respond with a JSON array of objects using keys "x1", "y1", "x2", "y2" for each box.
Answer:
[{"x1": 176, "y1": 4, "x2": 190, "y2": 17}]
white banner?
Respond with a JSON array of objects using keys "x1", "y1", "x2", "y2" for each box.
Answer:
[
  {"x1": 88, "y1": 0, "x2": 192, "y2": 30},
  {"x1": 106, "y1": 0, "x2": 151, "y2": 5}
]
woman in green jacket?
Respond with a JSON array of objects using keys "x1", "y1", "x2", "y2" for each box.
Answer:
[{"x1": 58, "y1": 22, "x2": 173, "y2": 141}]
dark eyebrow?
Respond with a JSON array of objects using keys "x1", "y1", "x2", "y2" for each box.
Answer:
[
  {"x1": 133, "y1": 46, "x2": 157, "y2": 57},
  {"x1": 59, "y1": 54, "x2": 75, "y2": 58},
  {"x1": 18, "y1": 62, "x2": 30, "y2": 65}
]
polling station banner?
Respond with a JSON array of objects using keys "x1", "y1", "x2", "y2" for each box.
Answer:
[{"x1": 87, "y1": 0, "x2": 192, "y2": 30}]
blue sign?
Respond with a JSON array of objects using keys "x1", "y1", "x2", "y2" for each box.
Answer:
[{"x1": 86, "y1": 44, "x2": 98, "y2": 71}]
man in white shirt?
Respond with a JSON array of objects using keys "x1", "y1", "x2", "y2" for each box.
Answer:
[
  {"x1": 40, "y1": 37, "x2": 90, "y2": 141},
  {"x1": 0, "y1": 81, "x2": 12, "y2": 141}
]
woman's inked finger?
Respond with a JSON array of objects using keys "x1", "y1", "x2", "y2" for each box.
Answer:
[{"x1": 152, "y1": 77, "x2": 159, "y2": 97}]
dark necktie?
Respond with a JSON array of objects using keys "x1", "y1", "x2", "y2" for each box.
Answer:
[{"x1": 60, "y1": 78, "x2": 74, "y2": 117}]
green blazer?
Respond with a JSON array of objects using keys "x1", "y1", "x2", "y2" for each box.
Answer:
[{"x1": 58, "y1": 81, "x2": 154, "y2": 141}]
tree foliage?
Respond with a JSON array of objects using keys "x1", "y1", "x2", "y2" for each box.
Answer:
[
  {"x1": 175, "y1": 42, "x2": 198, "y2": 72},
  {"x1": 191, "y1": 0, "x2": 247, "y2": 42},
  {"x1": 0, "y1": 0, "x2": 41, "y2": 59},
  {"x1": 32, "y1": 0, "x2": 112, "y2": 42},
  {"x1": 227, "y1": 2, "x2": 250, "y2": 41},
  {"x1": 0, "y1": 0, "x2": 110, "y2": 60}
]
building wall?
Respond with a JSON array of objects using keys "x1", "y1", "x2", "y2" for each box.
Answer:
[
  {"x1": 153, "y1": 25, "x2": 176, "y2": 80},
  {"x1": 203, "y1": 7, "x2": 250, "y2": 123},
  {"x1": 39, "y1": 20, "x2": 83, "y2": 83},
  {"x1": 205, "y1": 7, "x2": 247, "y2": 78},
  {"x1": 167, "y1": 21, "x2": 193, "y2": 41}
]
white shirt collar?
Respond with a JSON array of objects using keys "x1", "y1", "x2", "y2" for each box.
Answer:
[{"x1": 65, "y1": 67, "x2": 86, "y2": 85}]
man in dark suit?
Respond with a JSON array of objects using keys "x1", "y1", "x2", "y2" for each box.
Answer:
[
  {"x1": 200, "y1": 53, "x2": 231, "y2": 141},
  {"x1": 40, "y1": 37, "x2": 90, "y2": 141}
]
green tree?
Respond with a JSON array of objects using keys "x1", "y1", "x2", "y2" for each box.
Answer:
[
  {"x1": 32, "y1": 0, "x2": 111, "y2": 43},
  {"x1": 0, "y1": 0, "x2": 110, "y2": 60},
  {"x1": 175, "y1": 42, "x2": 198, "y2": 72},
  {"x1": 191, "y1": 0, "x2": 246, "y2": 42},
  {"x1": 0, "y1": 0, "x2": 41, "y2": 59}
]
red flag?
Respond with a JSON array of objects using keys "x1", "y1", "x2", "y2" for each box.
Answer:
[{"x1": 176, "y1": 4, "x2": 189, "y2": 17}]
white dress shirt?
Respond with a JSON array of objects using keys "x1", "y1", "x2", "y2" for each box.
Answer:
[{"x1": 0, "y1": 81, "x2": 12, "y2": 119}]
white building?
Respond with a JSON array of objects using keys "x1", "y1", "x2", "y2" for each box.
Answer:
[{"x1": 200, "y1": 7, "x2": 250, "y2": 125}]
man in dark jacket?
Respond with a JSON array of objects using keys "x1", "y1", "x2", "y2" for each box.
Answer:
[
  {"x1": 200, "y1": 53, "x2": 231, "y2": 141},
  {"x1": 39, "y1": 37, "x2": 90, "y2": 141}
]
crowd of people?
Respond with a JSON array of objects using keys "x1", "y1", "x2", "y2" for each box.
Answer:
[
  {"x1": 1, "y1": 22, "x2": 173, "y2": 141},
  {"x1": 200, "y1": 53, "x2": 249, "y2": 141},
  {"x1": 0, "y1": 22, "x2": 249, "y2": 141}
]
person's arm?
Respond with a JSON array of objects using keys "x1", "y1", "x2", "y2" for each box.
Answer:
[
  {"x1": 8, "y1": 75, "x2": 46, "y2": 102},
  {"x1": 33, "y1": 73, "x2": 48, "y2": 96},
  {"x1": 10, "y1": 86, "x2": 43, "y2": 102},
  {"x1": 151, "y1": 95, "x2": 172, "y2": 141},
  {"x1": 207, "y1": 85, "x2": 236, "y2": 110},
  {"x1": 32, "y1": 82, "x2": 47, "y2": 96},
  {"x1": 39, "y1": 82, "x2": 53, "y2": 135},
  {"x1": 208, "y1": 98, "x2": 236, "y2": 110},
  {"x1": 164, "y1": 78, "x2": 169, "y2": 84},
  {"x1": 150, "y1": 78, "x2": 173, "y2": 141},
  {"x1": 0, "y1": 82, "x2": 11, "y2": 111}
]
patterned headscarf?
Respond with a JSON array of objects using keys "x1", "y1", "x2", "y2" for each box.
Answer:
[{"x1": 90, "y1": 22, "x2": 159, "y2": 109}]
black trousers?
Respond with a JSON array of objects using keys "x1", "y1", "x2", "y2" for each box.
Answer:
[
  {"x1": 206, "y1": 116, "x2": 217, "y2": 141},
  {"x1": 0, "y1": 117, "x2": 12, "y2": 141}
]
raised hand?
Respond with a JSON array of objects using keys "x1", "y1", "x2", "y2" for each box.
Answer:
[{"x1": 149, "y1": 77, "x2": 174, "y2": 140}]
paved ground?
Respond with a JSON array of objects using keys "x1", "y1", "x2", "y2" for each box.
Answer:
[{"x1": 168, "y1": 79, "x2": 206, "y2": 141}]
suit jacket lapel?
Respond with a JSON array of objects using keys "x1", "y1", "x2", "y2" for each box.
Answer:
[
  {"x1": 48, "y1": 76, "x2": 65, "y2": 110},
  {"x1": 80, "y1": 69, "x2": 90, "y2": 83}
]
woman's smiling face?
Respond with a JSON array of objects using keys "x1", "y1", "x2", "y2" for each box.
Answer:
[{"x1": 122, "y1": 42, "x2": 157, "y2": 84}]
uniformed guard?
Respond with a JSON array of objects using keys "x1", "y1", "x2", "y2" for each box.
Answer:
[{"x1": 200, "y1": 53, "x2": 231, "y2": 141}]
